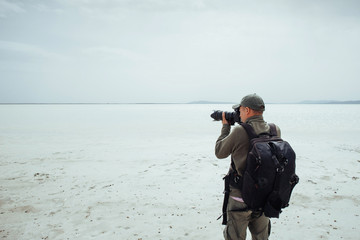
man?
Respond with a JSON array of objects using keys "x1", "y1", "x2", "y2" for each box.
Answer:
[{"x1": 215, "y1": 93, "x2": 281, "y2": 240}]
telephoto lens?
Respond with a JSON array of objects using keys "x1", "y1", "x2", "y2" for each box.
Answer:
[{"x1": 210, "y1": 110, "x2": 241, "y2": 125}]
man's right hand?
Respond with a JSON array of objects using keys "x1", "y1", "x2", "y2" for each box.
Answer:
[{"x1": 222, "y1": 112, "x2": 229, "y2": 125}]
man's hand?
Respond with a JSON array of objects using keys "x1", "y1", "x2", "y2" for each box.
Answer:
[{"x1": 222, "y1": 112, "x2": 229, "y2": 125}]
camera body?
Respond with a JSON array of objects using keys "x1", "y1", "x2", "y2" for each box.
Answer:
[{"x1": 210, "y1": 109, "x2": 241, "y2": 125}]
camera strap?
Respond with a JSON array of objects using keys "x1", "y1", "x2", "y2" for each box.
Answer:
[{"x1": 217, "y1": 174, "x2": 231, "y2": 225}]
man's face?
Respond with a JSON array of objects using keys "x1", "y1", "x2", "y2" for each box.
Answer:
[{"x1": 239, "y1": 106, "x2": 248, "y2": 122}]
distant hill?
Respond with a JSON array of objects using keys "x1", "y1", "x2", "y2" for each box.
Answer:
[
  {"x1": 299, "y1": 100, "x2": 360, "y2": 104},
  {"x1": 188, "y1": 100, "x2": 360, "y2": 104},
  {"x1": 188, "y1": 100, "x2": 235, "y2": 104}
]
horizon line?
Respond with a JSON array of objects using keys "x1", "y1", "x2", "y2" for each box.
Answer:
[{"x1": 1, "y1": 100, "x2": 360, "y2": 105}]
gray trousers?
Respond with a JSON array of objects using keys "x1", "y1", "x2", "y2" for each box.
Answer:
[{"x1": 223, "y1": 197, "x2": 269, "y2": 240}]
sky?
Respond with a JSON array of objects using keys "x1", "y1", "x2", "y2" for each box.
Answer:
[{"x1": 0, "y1": 0, "x2": 359, "y2": 103}]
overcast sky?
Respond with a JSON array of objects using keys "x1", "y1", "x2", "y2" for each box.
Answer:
[{"x1": 0, "y1": 0, "x2": 359, "y2": 103}]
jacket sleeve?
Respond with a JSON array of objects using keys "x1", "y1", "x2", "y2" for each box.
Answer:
[{"x1": 215, "y1": 124, "x2": 235, "y2": 159}]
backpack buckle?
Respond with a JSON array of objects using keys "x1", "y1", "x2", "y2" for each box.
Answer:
[{"x1": 276, "y1": 165, "x2": 284, "y2": 173}]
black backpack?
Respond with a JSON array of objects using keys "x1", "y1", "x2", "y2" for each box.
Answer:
[{"x1": 239, "y1": 123, "x2": 299, "y2": 218}]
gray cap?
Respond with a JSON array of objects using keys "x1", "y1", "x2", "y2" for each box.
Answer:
[{"x1": 232, "y1": 93, "x2": 265, "y2": 111}]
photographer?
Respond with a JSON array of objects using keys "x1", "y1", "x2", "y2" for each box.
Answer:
[{"x1": 215, "y1": 93, "x2": 281, "y2": 240}]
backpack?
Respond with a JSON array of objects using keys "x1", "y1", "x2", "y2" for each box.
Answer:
[{"x1": 238, "y1": 123, "x2": 299, "y2": 218}]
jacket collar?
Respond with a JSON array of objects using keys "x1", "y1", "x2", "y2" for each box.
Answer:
[{"x1": 245, "y1": 115, "x2": 264, "y2": 124}]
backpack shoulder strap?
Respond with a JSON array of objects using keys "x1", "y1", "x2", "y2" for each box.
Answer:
[
  {"x1": 268, "y1": 123, "x2": 278, "y2": 136},
  {"x1": 242, "y1": 122, "x2": 278, "y2": 138},
  {"x1": 240, "y1": 123, "x2": 257, "y2": 140}
]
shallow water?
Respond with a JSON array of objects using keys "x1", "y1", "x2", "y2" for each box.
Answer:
[{"x1": 1, "y1": 103, "x2": 359, "y2": 148}]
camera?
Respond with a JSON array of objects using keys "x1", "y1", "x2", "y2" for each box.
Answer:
[{"x1": 210, "y1": 109, "x2": 241, "y2": 125}]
